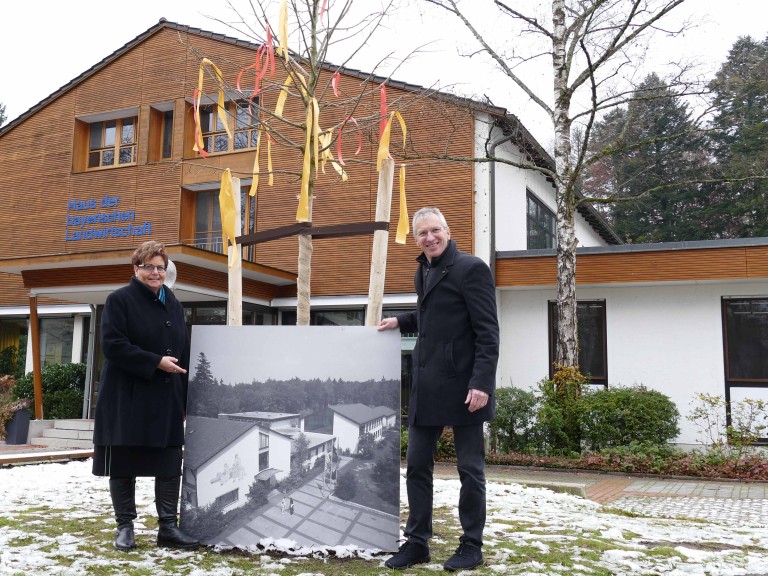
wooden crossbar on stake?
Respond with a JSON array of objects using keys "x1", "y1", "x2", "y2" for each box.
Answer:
[{"x1": 237, "y1": 221, "x2": 388, "y2": 246}]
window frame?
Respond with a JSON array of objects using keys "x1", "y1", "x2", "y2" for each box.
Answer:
[
  {"x1": 526, "y1": 190, "x2": 556, "y2": 250},
  {"x1": 721, "y1": 297, "x2": 768, "y2": 444},
  {"x1": 548, "y1": 299, "x2": 608, "y2": 385},
  {"x1": 198, "y1": 99, "x2": 260, "y2": 155},
  {"x1": 86, "y1": 116, "x2": 138, "y2": 169}
]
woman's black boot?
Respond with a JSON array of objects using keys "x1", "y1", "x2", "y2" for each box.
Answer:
[
  {"x1": 155, "y1": 476, "x2": 200, "y2": 549},
  {"x1": 109, "y1": 477, "x2": 137, "y2": 551}
]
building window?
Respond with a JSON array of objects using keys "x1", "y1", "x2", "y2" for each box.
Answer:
[
  {"x1": 722, "y1": 297, "x2": 768, "y2": 443},
  {"x1": 162, "y1": 110, "x2": 174, "y2": 159},
  {"x1": 199, "y1": 100, "x2": 259, "y2": 155},
  {"x1": 281, "y1": 309, "x2": 364, "y2": 326},
  {"x1": 723, "y1": 298, "x2": 768, "y2": 382},
  {"x1": 259, "y1": 432, "x2": 269, "y2": 450},
  {"x1": 193, "y1": 190, "x2": 223, "y2": 253},
  {"x1": 215, "y1": 488, "x2": 239, "y2": 507},
  {"x1": 527, "y1": 191, "x2": 556, "y2": 249},
  {"x1": 39, "y1": 317, "x2": 75, "y2": 367},
  {"x1": 548, "y1": 300, "x2": 607, "y2": 385},
  {"x1": 259, "y1": 450, "x2": 269, "y2": 472},
  {"x1": 191, "y1": 186, "x2": 257, "y2": 260},
  {"x1": 88, "y1": 117, "x2": 137, "y2": 168}
]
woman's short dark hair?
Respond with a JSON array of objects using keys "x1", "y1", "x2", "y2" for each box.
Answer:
[{"x1": 131, "y1": 241, "x2": 168, "y2": 267}]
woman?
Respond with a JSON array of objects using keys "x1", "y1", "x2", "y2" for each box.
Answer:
[{"x1": 92, "y1": 241, "x2": 199, "y2": 551}]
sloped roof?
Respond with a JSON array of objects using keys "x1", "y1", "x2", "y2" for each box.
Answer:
[
  {"x1": 329, "y1": 403, "x2": 390, "y2": 425},
  {"x1": 0, "y1": 18, "x2": 620, "y2": 246},
  {"x1": 183, "y1": 415, "x2": 259, "y2": 470}
]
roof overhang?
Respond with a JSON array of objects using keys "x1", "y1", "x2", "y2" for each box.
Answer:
[
  {"x1": 0, "y1": 244, "x2": 296, "y2": 306},
  {"x1": 495, "y1": 237, "x2": 768, "y2": 289}
]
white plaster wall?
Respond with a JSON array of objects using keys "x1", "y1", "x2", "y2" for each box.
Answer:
[
  {"x1": 497, "y1": 281, "x2": 768, "y2": 445},
  {"x1": 481, "y1": 123, "x2": 606, "y2": 252},
  {"x1": 333, "y1": 414, "x2": 360, "y2": 453},
  {"x1": 196, "y1": 432, "x2": 262, "y2": 510}
]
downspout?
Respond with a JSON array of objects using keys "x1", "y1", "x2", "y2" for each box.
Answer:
[
  {"x1": 487, "y1": 123, "x2": 517, "y2": 280},
  {"x1": 82, "y1": 304, "x2": 97, "y2": 419}
]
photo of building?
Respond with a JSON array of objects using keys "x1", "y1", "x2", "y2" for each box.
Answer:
[{"x1": 179, "y1": 325, "x2": 401, "y2": 549}]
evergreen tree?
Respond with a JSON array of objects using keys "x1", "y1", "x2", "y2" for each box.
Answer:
[
  {"x1": 0, "y1": 102, "x2": 6, "y2": 126},
  {"x1": 585, "y1": 73, "x2": 710, "y2": 242},
  {"x1": 708, "y1": 35, "x2": 768, "y2": 238}
]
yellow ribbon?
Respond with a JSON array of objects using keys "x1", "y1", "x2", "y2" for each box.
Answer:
[
  {"x1": 297, "y1": 97, "x2": 320, "y2": 222},
  {"x1": 396, "y1": 164, "x2": 409, "y2": 244},
  {"x1": 249, "y1": 128, "x2": 262, "y2": 197},
  {"x1": 319, "y1": 130, "x2": 348, "y2": 181},
  {"x1": 376, "y1": 111, "x2": 407, "y2": 171},
  {"x1": 277, "y1": 0, "x2": 289, "y2": 61},
  {"x1": 219, "y1": 169, "x2": 238, "y2": 268},
  {"x1": 197, "y1": 58, "x2": 232, "y2": 144}
]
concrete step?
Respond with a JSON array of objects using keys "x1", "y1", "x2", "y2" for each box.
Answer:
[
  {"x1": 40, "y1": 428, "x2": 93, "y2": 441},
  {"x1": 29, "y1": 436, "x2": 94, "y2": 450},
  {"x1": 54, "y1": 419, "x2": 94, "y2": 432}
]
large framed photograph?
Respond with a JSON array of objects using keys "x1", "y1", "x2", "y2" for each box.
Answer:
[{"x1": 179, "y1": 325, "x2": 401, "y2": 551}]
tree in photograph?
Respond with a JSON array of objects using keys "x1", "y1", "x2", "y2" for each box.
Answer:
[
  {"x1": 707, "y1": 35, "x2": 768, "y2": 238},
  {"x1": 0, "y1": 102, "x2": 6, "y2": 126},
  {"x1": 585, "y1": 73, "x2": 710, "y2": 243},
  {"x1": 425, "y1": 0, "x2": 694, "y2": 371}
]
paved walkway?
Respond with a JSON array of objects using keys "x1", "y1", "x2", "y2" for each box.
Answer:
[{"x1": 4, "y1": 443, "x2": 768, "y2": 527}]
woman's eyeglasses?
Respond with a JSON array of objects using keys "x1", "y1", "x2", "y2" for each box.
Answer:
[{"x1": 137, "y1": 264, "x2": 167, "y2": 273}]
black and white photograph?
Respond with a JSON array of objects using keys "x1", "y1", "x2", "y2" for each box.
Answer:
[{"x1": 179, "y1": 325, "x2": 401, "y2": 551}]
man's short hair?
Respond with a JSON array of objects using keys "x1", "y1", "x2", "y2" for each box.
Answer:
[{"x1": 412, "y1": 207, "x2": 448, "y2": 235}]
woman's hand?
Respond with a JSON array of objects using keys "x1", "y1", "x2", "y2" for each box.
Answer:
[{"x1": 158, "y1": 356, "x2": 187, "y2": 374}]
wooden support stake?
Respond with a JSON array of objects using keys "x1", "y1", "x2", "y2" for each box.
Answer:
[
  {"x1": 228, "y1": 177, "x2": 243, "y2": 326},
  {"x1": 366, "y1": 158, "x2": 395, "y2": 326}
]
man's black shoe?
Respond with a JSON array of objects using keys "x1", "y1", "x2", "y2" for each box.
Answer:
[
  {"x1": 385, "y1": 540, "x2": 431, "y2": 569},
  {"x1": 443, "y1": 541, "x2": 483, "y2": 572}
]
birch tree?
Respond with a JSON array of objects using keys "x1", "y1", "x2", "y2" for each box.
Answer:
[{"x1": 425, "y1": 0, "x2": 692, "y2": 370}]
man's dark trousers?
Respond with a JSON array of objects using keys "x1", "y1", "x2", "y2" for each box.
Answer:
[{"x1": 404, "y1": 423, "x2": 486, "y2": 547}]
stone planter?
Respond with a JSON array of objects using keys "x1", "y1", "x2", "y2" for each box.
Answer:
[{"x1": 5, "y1": 408, "x2": 31, "y2": 445}]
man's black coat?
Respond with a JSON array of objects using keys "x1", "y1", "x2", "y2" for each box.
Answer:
[
  {"x1": 397, "y1": 240, "x2": 499, "y2": 426},
  {"x1": 93, "y1": 277, "x2": 189, "y2": 448}
]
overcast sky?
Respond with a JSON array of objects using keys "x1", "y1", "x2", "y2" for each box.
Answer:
[
  {"x1": 2, "y1": 0, "x2": 766, "y2": 146},
  {"x1": 188, "y1": 325, "x2": 401, "y2": 383}
]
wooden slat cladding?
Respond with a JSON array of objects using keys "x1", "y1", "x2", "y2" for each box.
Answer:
[
  {"x1": 0, "y1": 24, "x2": 476, "y2": 301},
  {"x1": 496, "y1": 246, "x2": 768, "y2": 287},
  {"x1": 173, "y1": 263, "x2": 283, "y2": 301},
  {"x1": 23, "y1": 266, "x2": 132, "y2": 289}
]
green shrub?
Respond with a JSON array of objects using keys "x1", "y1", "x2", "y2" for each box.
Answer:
[
  {"x1": 397, "y1": 426, "x2": 456, "y2": 460},
  {"x1": 536, "y1": 366, "x2": 588, "y2": 456},
  {"x1": 489, "y1": 386, "x2": 541, "y2": 453},
  {"x1": 334, "y1": 470, "x2": 357, "y2": 500},
  {"x1": 437, "y1": 428, "x2": 456, "y2": 460},
  {"x1": 14, "y1": 363, "x2": 87, "y2": 419},
  {"x1": 579, "y1": 384, "x2": 679, "y2": 450}
]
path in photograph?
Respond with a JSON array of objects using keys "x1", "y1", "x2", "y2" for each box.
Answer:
[{"x1": 218, "y1": 462, "x2": 399, "y2": 550}]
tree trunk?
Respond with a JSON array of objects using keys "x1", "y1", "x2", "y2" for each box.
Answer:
[{"x1": 552, "y1": 0, "x2": 579, "y2": 368}]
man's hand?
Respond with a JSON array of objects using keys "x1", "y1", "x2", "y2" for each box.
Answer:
[
  {"x1": 378, "y1": 317, "x2": 399, "y2": 331},
  {"x1": 465, "y1": 388, "x2": 489, "y2": 413}
]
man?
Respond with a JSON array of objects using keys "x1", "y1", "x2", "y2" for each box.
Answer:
[{"x1": 379, "y1": 207, "x2": 499, "y2": 571}]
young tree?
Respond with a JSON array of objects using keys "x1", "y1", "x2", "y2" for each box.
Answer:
[
  {"x1": 425, "y1": 0, "x2": 693, "y2": 370},
  {"x1": 201, "y1": 0, "x2": 399, "y2": 325}
]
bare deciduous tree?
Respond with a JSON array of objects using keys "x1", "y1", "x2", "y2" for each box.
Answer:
[{"x1": 425, "y1": 0, "x2": 694, "y2": 371}]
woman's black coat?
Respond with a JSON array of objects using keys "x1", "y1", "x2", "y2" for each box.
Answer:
[
  {"x1": 397, "y1": 240, "x2": 499, "y2": 427},
  {"x1": 93, "y1": 277, "x2": 189, "y2": 447}
]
